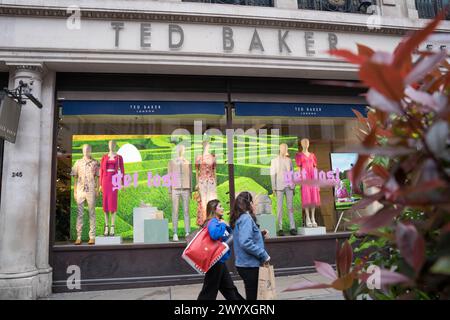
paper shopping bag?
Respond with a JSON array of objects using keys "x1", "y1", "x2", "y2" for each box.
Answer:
[{"x1": 257, "y1": 263, "x2": 277, "y2": 300}]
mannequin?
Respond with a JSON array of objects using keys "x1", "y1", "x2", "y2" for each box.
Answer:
[
  {"x1": 270, "y1": 143, "x2": 296, "y2": 236},
  {"x1": 100, "y1": 140, "x2": 125, "y2": 237},
  {"x1": 295, "y1": 138, "x2": 321, "y2": 228},
  {"x1": 71, "y1": 144, "x2": 100, "y2": 245},
  {"x1": 168, "y1": 144, "x2": 192, "y2": 242},
  {"x1": 195, "y1": 141, "x2": 217, "y2": 227}
]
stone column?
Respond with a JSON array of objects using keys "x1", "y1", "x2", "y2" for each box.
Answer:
[
  {"x1": 0, "y1": 64, "x2": 45, "y2": 299},
  {"x1": 405, "y1": 0, "x2": 419, "y2": 19},
  {"x1": 380, "y1": 0, "x2": 403, "y2": 18},
  {"x1": 274, "y1": 0, "x2": 298, "y2": 9},
  {"x1": 35, "y1": 70, "x2": 56, "y2": 298}
]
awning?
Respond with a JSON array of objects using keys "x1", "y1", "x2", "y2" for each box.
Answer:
[
  {"x1": 235, "y1": 102, "x2": 368, "y2": 118},
  {"x1": 61, "y1": 100, "x2": 225, "y2": 116}
]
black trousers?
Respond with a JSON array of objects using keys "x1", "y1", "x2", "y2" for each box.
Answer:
[
  {"x1": 197, "y1": 262, "x2": 244, "y2": 300},
  {"x1": 236, "y1": 267, "x2": 259, "y2": 301}
]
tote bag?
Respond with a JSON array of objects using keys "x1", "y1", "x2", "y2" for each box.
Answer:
[
  {"x1": 257, "y1": 263, "x2": 277, "y2": 300},
  {"x1": 182, "y1": 224, "x2": 230, "y2": 274}
]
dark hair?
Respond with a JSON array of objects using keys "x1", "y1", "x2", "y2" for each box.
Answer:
[
  {"x1": 203, "y1": 199, "x2": 220, "y2": 227},
  {"x1": 230, "y1": 191, "x2": 257, "y2": 229}
]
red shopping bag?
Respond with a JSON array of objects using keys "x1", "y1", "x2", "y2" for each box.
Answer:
[{"x1": 182, "y1": 224, "x2": 230, "y2": 274}]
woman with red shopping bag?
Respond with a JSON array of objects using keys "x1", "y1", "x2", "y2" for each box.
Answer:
[{"x1": 197, "y1": 199, "x2": 244, "y2": 300}]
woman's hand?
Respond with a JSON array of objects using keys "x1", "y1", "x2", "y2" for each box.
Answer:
[
  {"x1": 261, "y1": 256, "x2": 271, "y2": 266},
  {"x1": 261, "y1": 229, "x2": 269, "y2": 239}
]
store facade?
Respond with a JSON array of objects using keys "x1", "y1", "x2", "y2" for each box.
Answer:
[{"x1": 0, "y1": 0, "x2": 449, "y2": 299}]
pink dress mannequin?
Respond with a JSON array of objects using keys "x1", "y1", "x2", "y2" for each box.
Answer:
[{"x1": 295, "y1": 138, "x2": 321, "y2": 228}]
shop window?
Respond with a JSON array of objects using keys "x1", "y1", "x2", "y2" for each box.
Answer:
[
  {"x1": 55, "y1": 99, "x2": 366, "y2": 245},
  {"x1": 232, "y1": 102, "x2": 366, "y2": 233},
  {"x1": 55, "y1": 100, "x2": 228, "y2": 244}
]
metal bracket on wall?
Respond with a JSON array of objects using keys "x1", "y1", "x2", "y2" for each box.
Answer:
[{"x1": 2, "y1": 80, "x2": 42, "y2": 109}]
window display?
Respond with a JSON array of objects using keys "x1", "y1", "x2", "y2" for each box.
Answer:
[{"x1": 55, "y1": 99, "x2": 367, "y2": 244}]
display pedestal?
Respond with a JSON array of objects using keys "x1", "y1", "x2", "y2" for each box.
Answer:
[
  {"x1": 133, "y1": 207, "x2": 158, "y2": 243},
  {"x1": 144, "y1": 219, "x2": 169, "y2": 244},
  {"x1": 95, "y1": 236, "x2": 122, "y2": 245},
  {"x1": 298, "y1": 226, "x2": 326, "y2": 236},
  {"x1": 256, "y1": 214, "x2": 276, "y2": 239}
]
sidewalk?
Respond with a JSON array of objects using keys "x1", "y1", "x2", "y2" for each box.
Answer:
[{"x1": 43, "y1": 273, "x2": 343, "y2": 300}]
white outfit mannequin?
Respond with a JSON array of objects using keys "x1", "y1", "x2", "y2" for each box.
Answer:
[
  {"x1": 168, "y1": 145, "x2": 192, "y2": 242},
  {"x1": 270, "y1": 143, "x2": 296, "y2": 236}
]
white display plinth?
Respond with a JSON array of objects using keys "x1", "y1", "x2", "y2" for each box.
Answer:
[
  {"x1": 133, "y1": 207, "x2": 158, "y2": 243},
  {"x1": 95, "y1": 236, "x2": 122, "y2": 245},
  {"x1": 298, "y1": 227, "x2": 326, "y2": 236}
]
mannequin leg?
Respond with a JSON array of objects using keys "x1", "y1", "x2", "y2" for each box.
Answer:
[
  {"x1": 311, "y1": 207, "x2": 317, "y2": 227},
  {"x1": 172, "y1": 190, "x2": 180, "y2": 237},
  {"x1": 182, "y1": 189, "x2": 191, "y2": 235},
  {"x1": 305, "y1": 208, "x2": 312, "y2": 227},
  {"x1": 286, "y1": 188, "x2": 296, "y2": 234},
  {"x1": 87, "y1": 194, "x2": 96, "y2": 241},
  {"x1": 110, "y1": 213, "x2": 116, "y2": 236},
  {"x1": 104, "y1": 212, "x2": 109, "y2": 236},
  {"x1": 76, "y1": 196, "x2": 85, "y2": 242},
  {"x1": 276, "y1": 191, "x2": 284, "y2": 235}
]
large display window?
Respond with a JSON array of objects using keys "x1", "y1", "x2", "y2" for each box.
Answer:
[
  {"x1": 55, "y1": 98, "x2": 366, "y2": 245},
  {"x1": 231, "y1": 102, "x2": 366, "y2": 234}
]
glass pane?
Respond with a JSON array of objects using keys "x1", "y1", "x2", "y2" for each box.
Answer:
[
  {"x1": 55, "y1": 100, "x2": 228, "y2": 244},
  {"x1": 232, "y1": 102, "x2": 366, "y2": 233}
]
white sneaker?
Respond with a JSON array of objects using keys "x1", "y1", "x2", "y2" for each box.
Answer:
[
  {"x1": 173, "y1": 234, "x2": 179, "y2": 242},
  {"x1": 185, "y1": 232, "x2": 190, "y2": 237}
]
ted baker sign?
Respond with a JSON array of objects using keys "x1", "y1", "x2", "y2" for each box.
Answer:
[{"x1": 110, "y1": 22, "x2": 339, "y2": 56}]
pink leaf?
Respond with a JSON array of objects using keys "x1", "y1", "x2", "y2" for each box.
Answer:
[
  {"x1": 371, "y1": 51, "x2": 394, "y2": 65},
  {"x1": 404, "y1": 50, "x2": 448, "y2": 85},
  {"x1": 337, "y1": 241, "x2": 353, "y2": 276},
  {"x1": 366, "y1": 89, "x2": 402, "y2": 114},
  {"x1": 348, "y1": 191, "x2": 384, "y2": 212},
  {"x1": 405, "y1": 86, "x2": 439, "y2": 111},
  {"x1": 396, "y1": 223, "x2": 426, "y2": 273},
  {"x1": 353, "y1": 206, "x2": 403, "y2": 234},
  {"x1": 283, "y1": 280, "x2": 332, "y2": 292},
  {"x1": 379, "y1": 269, "x2": 411, "y2": 286},
  {"x1": 359, "y1": 269, "x2": 411, "y2": 287},
  {"x1": 314, "y1": 261, "x2": 338, "y2": 281},
  {"x1": 362, "y1": 175, "x2": 385, "y2": 188}
]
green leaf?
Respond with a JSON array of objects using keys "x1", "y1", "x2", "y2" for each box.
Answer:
[{"x1": 430, "y1": 256, "x2": 450, "y2": 275}]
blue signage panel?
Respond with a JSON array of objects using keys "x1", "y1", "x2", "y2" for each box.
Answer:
[
  {"x1": 235, "y1": 102, "x2": 368, "y2": 118},
  {"x1": 61, "y1": 100, "x2": 225, "y2": 116}
]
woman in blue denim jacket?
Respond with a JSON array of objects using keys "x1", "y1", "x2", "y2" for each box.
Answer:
[
  {"x1": 230, "y1": 192, "x2": 270, "y2": 300},
  {"x1": 197, "y1": 199, "x2": 244, "y2": 300}
]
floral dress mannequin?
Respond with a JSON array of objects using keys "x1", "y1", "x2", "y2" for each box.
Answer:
[{"x1": 195, "y1": 141, "x2": 217, "y2": 226}]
